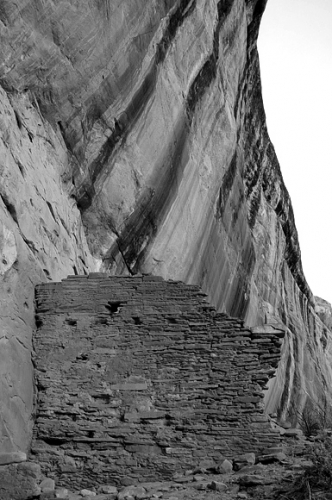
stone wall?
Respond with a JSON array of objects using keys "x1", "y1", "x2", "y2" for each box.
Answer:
[{"x1": 32, "y1": 274, "x2": 284, "y2": 490}]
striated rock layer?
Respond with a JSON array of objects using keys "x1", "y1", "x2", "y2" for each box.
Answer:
[{"x1": 0, "y1": 0, "x2": 331, "y2": 456}]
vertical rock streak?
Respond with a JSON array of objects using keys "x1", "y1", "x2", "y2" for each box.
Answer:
[
  {"x1": 76, "y1": 0, "x2": 198, "y2": 211},
  {"x1": 91, "y1": 0, "x2": 239, "y2": 274}
]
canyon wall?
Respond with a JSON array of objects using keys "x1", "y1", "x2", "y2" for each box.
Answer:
[{"x1": 0, "y1": 0, "x2": 331, "y2": 458}]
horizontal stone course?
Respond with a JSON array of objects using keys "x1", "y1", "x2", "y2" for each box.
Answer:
[{"x1": 32, "y1": 274, "x2": 284, "y2": 490}]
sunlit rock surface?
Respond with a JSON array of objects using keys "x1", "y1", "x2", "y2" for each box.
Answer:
[
  {"x1": 315, "y1": 297, "x2": 332, "y2": 331},
  {"x1": 0, "y1": 0, "x2": 331, "y2": 454},
  {"x1": 0, "y1": 88, "x2": 94, "y2": 453}
]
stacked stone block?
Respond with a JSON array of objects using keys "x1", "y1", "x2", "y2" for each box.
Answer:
[{"x1": 32, "y1": 274, "x2": 284, "y2": 489}]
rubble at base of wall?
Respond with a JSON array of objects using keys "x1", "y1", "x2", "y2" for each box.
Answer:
[
  {"x1": 31, "y1": 274, "x2": 285, "y2": 490},
  {"x1": 0, "y1": 461, "x2": 42, "y2": 500}
]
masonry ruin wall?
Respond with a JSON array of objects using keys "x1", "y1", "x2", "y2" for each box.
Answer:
[{"x1": 32, "y1": 274, "x2": 284, "y2": 490}]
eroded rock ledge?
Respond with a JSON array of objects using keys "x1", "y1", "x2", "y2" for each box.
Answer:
[{"x1": 32, "y1": 274, "x2": 283, "y2": 490}]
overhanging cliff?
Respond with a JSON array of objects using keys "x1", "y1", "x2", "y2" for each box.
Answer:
[{"x1": 0, "y1": 0, "x2": 331, "y2": 460}]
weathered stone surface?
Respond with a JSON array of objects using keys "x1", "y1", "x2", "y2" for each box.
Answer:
[
  {"x1": 40, "y1": 477, "x2": 56, "y2": 492},
  {"x1": 208, "y1": 480, "x2": 227, "y2": 491},
  {"x1": 238, "y1": 474, "x2": 266, "y2": 486},
  {"x1": 0, "y1": 221, "x2": 17, "y2": 275},
  {"x1": 281, "y1": 429, "x2": 303, "y2": 439},
  {"x1": 219, "y1": 459, "x2": 233, "y2": 474},
  {"x1": 0, "y1": 84, "x2": 95, "y2": 455},
  {"x1": 258, "y1": 452, "x2": 287, "y2": 464},
  {"x1": 98, "y1": 486, "x2": 118, "y2": 495},
  {"x1": 93, "y1": 496, "x2": 118, "y2": 500},
  {"x1": 118, "y1": 486, "x2": 146, "y2": 500},
  {"x1": 40, "y1": 493, "x2": 57, "y2": 500},
  {"x1": 237, "y1": 493, "x2": 248, "y2": 499},
  {"x1": 32, "y1": 275, "x2": 282, "y2": 490},
  {"x1": 80, "y1": 491, "x2": 96, "y2": 498},
  {"x1": 0, "y1": 461, "x2": 41, "y2": 500},
  {"x1": 0, "y1": 0, "x2": 332, "y2": 470},
  {"x1": 315, "y1": 297, "x2": 332, "y2": 331},
  {"x1": 233, "y1": 454, "x2": 256, "y2": 471},
  {"x1": 0, "y1": 451, "x2": 26, "y2": 465},
  {"x1": 55, "y1": 490, "x2": 70, "y2": 499}
]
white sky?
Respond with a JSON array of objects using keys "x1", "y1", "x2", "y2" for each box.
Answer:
[{"x1": 258, "y1": 0, "x2": 332, "y2": 304}]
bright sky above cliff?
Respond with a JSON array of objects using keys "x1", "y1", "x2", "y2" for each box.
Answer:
[{"x1": 258, "y1": 0, "x2": 332, "y2": 304}]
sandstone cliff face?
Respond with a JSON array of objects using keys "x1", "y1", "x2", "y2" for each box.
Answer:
[
  {"x1": 0, "y1": 88, "x2": 94, "y2": 455},
  {"x1": 0, "y1": 0, "x2": 331, "y2": 456}
]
